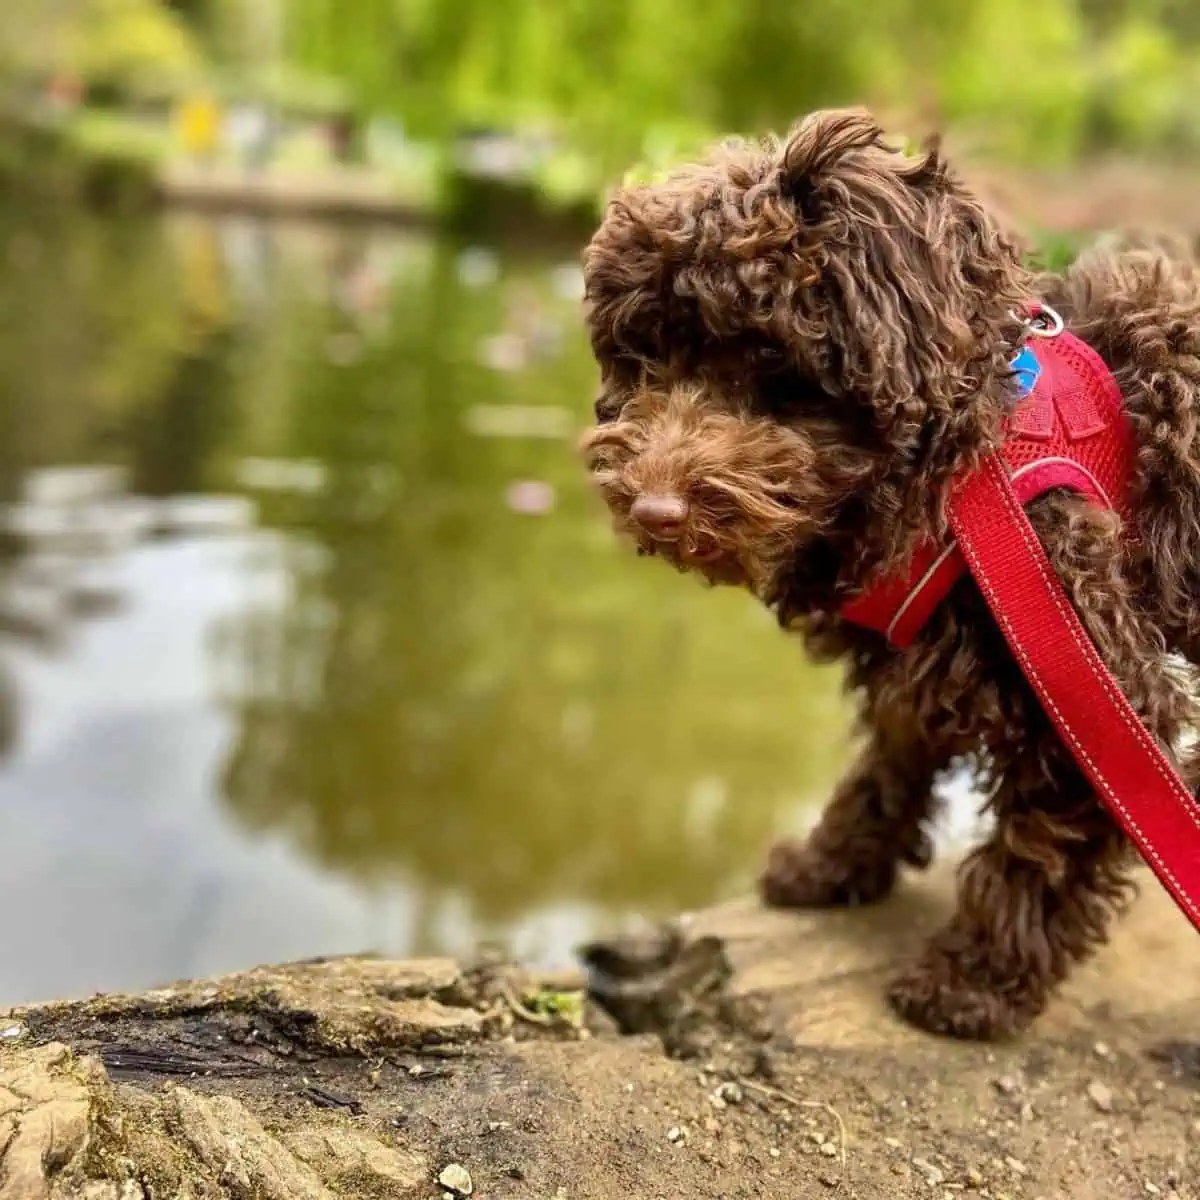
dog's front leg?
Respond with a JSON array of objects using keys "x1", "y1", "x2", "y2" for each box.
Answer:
[
  {"x1": 884, "y1": 765, "x2": 1133, "y2": 1040},
  {"x1": 759, "y1": 726, "x2": 940, "y2": 909}
]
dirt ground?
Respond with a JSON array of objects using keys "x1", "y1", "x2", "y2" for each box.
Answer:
[{"x1": 1, "y1": 860, "x2": 1197, "y2": 1200}]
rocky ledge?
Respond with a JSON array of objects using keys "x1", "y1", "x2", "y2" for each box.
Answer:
[{"x1": 2, "y1": 865, "x2": 1198, "y2": 1200}]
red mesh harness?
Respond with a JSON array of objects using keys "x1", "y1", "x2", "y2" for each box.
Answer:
[
  {"x1": 840, "y1": 309, "x2": 1135, "y2": 647},
  {"x1": 839, "y1": 306, "x2": 1200, "y2": 933}
]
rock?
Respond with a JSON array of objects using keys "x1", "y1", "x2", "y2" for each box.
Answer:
[
  {"x1": 77, "y1": 1186, "x2": 142, "y2": 1200},
  {"x1": 716, "y1": 1082, "x2": 744, "y2": 1105},
  {"x1": 282, "y1": 1126, "x2": 428, "y2": 1197},
  {"x1": 666, "y1": 1126, "x2": 685, "y2": 1144},
  {"x1": 22, "y1": 957, "x2": 486, "y2": 1056},
  {"x1": 170, "y1": 1088, "x2": 334, "y2": 1200},
  {"x1": 1088, "y1": 1081, "x2": 1115, "y2": 1113},
  {"x1": 913, "y1": 1157, "x2": 946, "y2": 1186},
  {"x1": 0, "y1": 1043, "x2": 94, "y2": 1200},
  {"x1": 819, "y1": 1142, "x2": 838, "y2": 1158},
  {"x1": 438, "y1": 1163, "x2": 474, "y2": 1195},
  {"x1": 578, "y1": 927, "x2": 733, "y2": 1043},
  {"x1": 993, "y1": 1076, "x2": 1019, "y2": 1096}
]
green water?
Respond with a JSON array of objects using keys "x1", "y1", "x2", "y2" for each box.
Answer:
[{"x1": 0, "y1": 204, "x2": 853, "y2": 1006}]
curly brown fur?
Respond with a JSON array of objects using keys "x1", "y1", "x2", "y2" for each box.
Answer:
[{"x1": 580, "y1": 107, "x2": 1200, "y2": 1040}]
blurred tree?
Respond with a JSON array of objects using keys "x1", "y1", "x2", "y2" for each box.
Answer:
[
  {"x1": 0, "y1": 0, "x2": 200, "y2": 98},
  {"x1": 284, "y1": 0, "x2": 1200, "y2": 172},
  {"x1": 163, "y1": 0, "x2": 215, "y2": 24}
]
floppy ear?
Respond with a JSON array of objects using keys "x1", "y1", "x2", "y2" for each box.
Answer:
[{"x1": 773, "y1": 108, "x2": 1032, "y2": 455}]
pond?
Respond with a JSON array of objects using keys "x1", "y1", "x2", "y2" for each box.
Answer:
[{"x1": 0, "y1": 201, "x2": 869, "y2": 1006}]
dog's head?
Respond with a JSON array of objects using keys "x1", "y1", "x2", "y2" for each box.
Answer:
[{"x1": 581, "y1": 108, "x2": 1032, "y2": 609}]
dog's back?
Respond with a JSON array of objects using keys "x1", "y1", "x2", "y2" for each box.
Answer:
[{"x1": 1036, "y1": 232, "x2": 1200, "y2": 660}]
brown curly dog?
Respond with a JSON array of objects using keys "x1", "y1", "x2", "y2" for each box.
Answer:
[{"x1": 580, "y1": 106, "x2": 1200, "y2": 1040}]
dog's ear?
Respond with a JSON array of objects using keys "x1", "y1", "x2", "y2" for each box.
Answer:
[
  {"x1": 771, "y1": 108, "x2": 1030, "y2": 455},
  {"x1": 778, "y1": 107, "x2": 894, "y2": 209}
]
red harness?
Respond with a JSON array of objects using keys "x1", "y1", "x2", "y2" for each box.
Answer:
[{"x1": 839, "y1": 309, "x2": 1200, "y2": 933}]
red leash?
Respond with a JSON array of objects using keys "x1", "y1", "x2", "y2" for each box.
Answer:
[{"x1": 948, "y1": 455, "x2": 1200, "y2": 932}]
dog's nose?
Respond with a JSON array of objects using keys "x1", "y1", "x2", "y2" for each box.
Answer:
[{"x1": 630, "y1": 493, "x2": 688, "y2": 540}]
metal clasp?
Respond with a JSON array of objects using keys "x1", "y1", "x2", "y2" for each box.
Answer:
[{"x1": 1026, "y1": 303, "x2": 1064, "y2": 339}]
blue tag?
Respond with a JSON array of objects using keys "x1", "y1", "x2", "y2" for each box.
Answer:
[{"x1": 1010, "y1": 344, "x2": 1041, "y2": 396}]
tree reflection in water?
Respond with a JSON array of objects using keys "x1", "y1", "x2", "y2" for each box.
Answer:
[
  {"x1": 0, "y1": 202, "x2": 852, "y2": 983},
  {"x1": 209, "y1": 232, "x2": 852, "y2": 944}
]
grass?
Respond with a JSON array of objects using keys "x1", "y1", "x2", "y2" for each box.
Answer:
[
  {"x1": 522, "y1": 988, "x2": 585, "y2": 1025},
  {"x1": 1024, "y1": 229, "x2": 1087, "y2": 272}
]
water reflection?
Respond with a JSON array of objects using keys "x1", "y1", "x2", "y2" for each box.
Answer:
[{"x1": 0, "y1": 202, "x2": 853, "y2": 1006}]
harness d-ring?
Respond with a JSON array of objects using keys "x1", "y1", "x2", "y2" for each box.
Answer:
[{"x1": 1026, "y1": 303, "x2": 1064, "y2": 338}]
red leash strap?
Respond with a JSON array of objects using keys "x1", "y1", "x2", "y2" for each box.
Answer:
[{"x1": 948, "y1": 455, "x2": 1200, "y2": 932}]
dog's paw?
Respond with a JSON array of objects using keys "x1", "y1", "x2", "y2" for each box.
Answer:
[
  {"x1": 759, "y1": 838, "x2": 897, "y2": 909},
  {"x1": 886, "y1": 952, "x2": 1034, "y2": 1041}
]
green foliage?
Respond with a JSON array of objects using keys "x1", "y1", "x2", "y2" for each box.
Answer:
[
  {"x1": 285, "y1": 0, "x2": 1200, "y2": 176},
  {"x1": 934, "y1": 0, "x2": 1093, "y2": 163},
  {"x1": 1025, "y1": 231, "x2": 1087, "y2": 273},
  {"x1": 0, "y1": 0, "x2": 202, "y2": 97},
  {"x1": 215, "y1": 62, "x2": 352, "y2": 118},
  {"x1": 523, "y1": 990, "x2": 585, "y2": 1024},
  {"x1": 1088, "y1": 17, "x2": 1200, "y2": 151},
  {"x1": 68, "y1": 0, "x2": 202, "y2": 93},
  {"x1": 59, "y1": 109, "x2": 169, "y2": 206},
  {"x1": 64, "y1": 108, "x2": 172, "y2": 165},
  {"x1": 0, "y1": 110, "x2": 165, "y2": 210}
]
